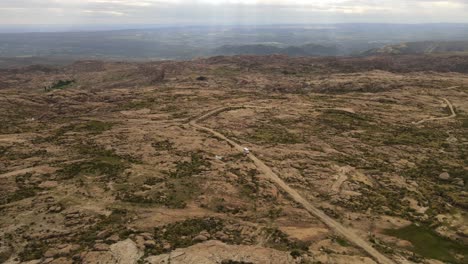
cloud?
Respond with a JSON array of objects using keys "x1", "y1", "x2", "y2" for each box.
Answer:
[{"x1": 0, "y1": 0, "x2": 467, "y2": 25}]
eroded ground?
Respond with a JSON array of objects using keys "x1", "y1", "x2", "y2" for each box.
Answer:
[{"x1": 0, "y1": 55, "x2": 467, "y2": 264}]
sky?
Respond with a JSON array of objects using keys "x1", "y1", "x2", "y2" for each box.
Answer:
[{"x1": 0, "y1": 0, "x2": 468, "y2": 26}]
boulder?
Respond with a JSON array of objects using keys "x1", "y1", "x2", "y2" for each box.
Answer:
[
  {"x1": 193, "y1": 235, "x2": 208, "y2": 242},
  {"x1": 438, "y1": 172, "x2": 450, "y2": 180},
  {"x1": 144, "y1": 240, "x2": 156, "y2": 248},
  {"x1": 109, "y1": 239, "x2": 143, "y2": 264},
  {"x1": 145, "y1": 240, "x2": 295, "y2": 264}
]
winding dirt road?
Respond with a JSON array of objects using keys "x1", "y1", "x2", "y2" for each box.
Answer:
[
  {"x1": 190, "y1": 107, "x2": 395, "y2": 264},
  {"x1": 413, "y1": 98, "x2": 456, "y2": 125}
]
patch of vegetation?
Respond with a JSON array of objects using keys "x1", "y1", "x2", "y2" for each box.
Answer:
[
  {"x1": 76, "y1": 120, "x2": 114, "y2": 134},
  {"x1": 233, "y1": 168, "x2": 260, "y2": 199},
  {"x1": 18, "y1": 240, "x2": 48, "y2": 261},
  {"x1": 222, "y1": 261, "x2": 253, "y2": 264},
  {"x1": 1, "y1": 148, "x2": 47, "y2": 161},
  {"x1": 78, "y1": 209, "x2": 131, "y2": 246},
  {"x1": 263, "y1": 227, "x2": 310, "y2": 254},
  {"x1": 143, "y1": 177, "x2": 164, "y2": 185},
  {"x1": 47, "y1": 79, "x2": 75, "y2": 90},
  {"x1": 212, "y1": 66, "x2": 241, "y2": 77},
  {"x1": 60, "y1": 159, "x2": 125, "y2": 180},
  {"x1": 0, "y1": 173, "x2": 38, "y2": 205},
  {"x1": 332, "y1": 153, "x2": 393, "y2": 173},
  {"x1": 0, "y1": 187, "x2": 37, "y2": 205},
  {"x1": 247, "y1": 124, "x2": 303, "y2": 144},
  {"x1": 0, "y1": 146, "x2": 9, "y2": 155},
  {"x1": 333, "y1": 236, "x2": 350, "y2": 247},
  {"x1": 0, "y1": 243, "x2": 12, "y2": 262},
  {"x1": 462, "y1": 118, "x2": 468, "y2": 128},
  {"x1": 318, "y1": 109, "x2": 374, "y2": 132},
  {"x1": 118, "y1": 177, "x2": 199, "y2": 209},
  {"x1": 168, "y1": 152, "x2": 210, "y2": 178},
  {"x1": 33, "y1": 121, "x2": 113, "y2": 144},
  {"x1": 380, "y1": 126, "x2": 447, "y2": 147},
  {"x1": 385, "y1": 224, "x2": 468, "y2": 263},
  {"x1": 59, "y1": 144, "x2": 128, "y2": 180},
  {"x1": 171, "y1": 110, "x2": 189, "y2": 119},
  {"x1": 121, "y1": 98, "x2": 155, "y2": 110},
  {"x1": 267, "y1": 207, "x2": 283, "y2": 220},
  {"x1": 402, "y1": 158, "x2": 468, "y2": 209},
  {"x1": 146, "y1": 218, "x2": 228, "y2": 255},
  {"x1": 152, "y1": 140, "x2": 174, "y2": 151},
  {"x1": 403, "y1": 158, "x2": 467, "y2": 183},
  {"x1": 337, "y1": 185, "x2": 411, "y2": 217}
]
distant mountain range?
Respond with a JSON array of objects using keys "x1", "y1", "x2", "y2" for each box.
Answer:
[
  {"x1": 212, "y1": 44, "x2": 341, "y2": 57},
  {"x1": 363, "y1": 41, "x2": 468, "y2": 55},
  {"x1": 1, "y1": 24, "x2": 468, "y2": 63}
]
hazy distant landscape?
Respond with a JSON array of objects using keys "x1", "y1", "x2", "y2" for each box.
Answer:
[{"x1": 2, "y1": 24, "x2": 468, "y2": 68}]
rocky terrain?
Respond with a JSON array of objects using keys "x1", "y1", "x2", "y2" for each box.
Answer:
[{"x1": 0, "y1": 54, "x2": 467, "y2": 264}]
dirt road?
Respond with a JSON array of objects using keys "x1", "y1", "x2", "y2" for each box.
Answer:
[
  {"x1": 190, "y1": 107, "x2": 395, "y2": 264},
  {"x1": 413, "y1": 98, "x2": 456, "y2": 125}
]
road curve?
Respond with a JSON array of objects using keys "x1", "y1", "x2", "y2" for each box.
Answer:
[
  {"x1": 190, "y1": 106, "x2": 395, "y2": 264},
  {"x1": 413, "y1": 98, "x2": 456, "y2": 125}
]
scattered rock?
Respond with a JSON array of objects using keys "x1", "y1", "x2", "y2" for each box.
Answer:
[
  {"x1": 395, "y1": 239, "x2": 412, "y2": 248},
  {"x1": 144, "y1": 240, "x2": 156, "y2": 248},
  {"x1": 134, "y1": 235, "x2": 146, "y2": 250},
  {"x1": 94, "y1": 243, "x2": 110, "y2": 251},
  {"x1": 163, "y1": 242, "x2": 172, "y2": 250},
  {"x1": 107, "y1": 234, "x2": 120, "y2": 243},
  {"x1": 48, "y1": 205, "x2": 63, "y2": 213},
  {"x1": 49, "y1": 257, "x2": 73, "y2": 264},
  {"x1": 193, "y1": 235, "x2": 208, "y2": 242},
  {"x1": 458, "y1": 227, "x2": 468, "y2": 237},
  {"x1": 44, "y1": 244, "x2": 79, "y2": 258},
  {"x1": 454, "y1": 178, "x2": 464, "y2": 187},
  {"x1": 199, "y1": 230, "x2": 211, "y2": 239},
  {"x1": 43, "y1": 258, "x2": 55, "y2": 263},
  {"x1": 140, "y1": 232, "x2": 153, "y2": 240},
  {"x1": 145, "y1": 240, "x2": 295, "y2": 264},
  {"x1": 214, "y1": 231, "x2": 229, "y2": 241},
  {"x1": 97, "y1": 230, "x2": 110, "y2": 239},
  {"x1": 39, "y1": 180, "x2": 59, "y2": 189},
  {"x1": 81, "y1": 251, "x2": 116, "y2": 264},
  {"x1": 439, "y1": 172, "x2": 450, "y2": 180}
]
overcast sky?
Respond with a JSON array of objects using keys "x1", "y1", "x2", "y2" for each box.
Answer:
[{"x1": 1, "y1": 0, "x2": 468, "y2": 26}]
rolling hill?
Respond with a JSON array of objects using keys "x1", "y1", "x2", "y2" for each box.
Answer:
[
  {"x1": 364, "y1": 41, "x2": 468, "y2": 55},
  {"x1": 212, "y1": 43, "x2": 340, "y2": 57}
]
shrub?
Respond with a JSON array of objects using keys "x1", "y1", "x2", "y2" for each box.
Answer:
[
  {"x1": 48, "y1": 79, "x2": 75, "y2": 90},
  {"x1": 168, "y1": 152, "x2": 209, "y2": 178}
]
